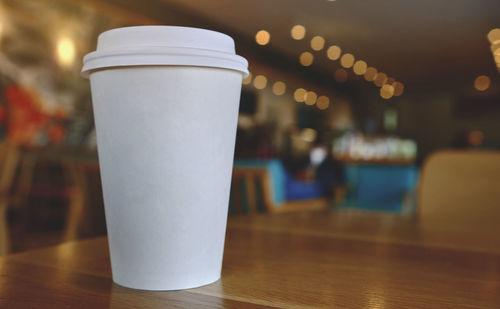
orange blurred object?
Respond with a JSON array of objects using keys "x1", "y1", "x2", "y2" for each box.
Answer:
[
  {"x1": 467, "y1": 130, "x2": 484, "y2": 147},
  {"x1": 4, "y1": 84, "x2": 49, "y2": 145},
  {"x1": 49, "y1": 125, "x2": 66, "y2": 144}
]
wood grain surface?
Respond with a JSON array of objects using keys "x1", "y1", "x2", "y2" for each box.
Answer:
[{"x1": 1, "y1": 209, "x2": 499, "y2": 308}]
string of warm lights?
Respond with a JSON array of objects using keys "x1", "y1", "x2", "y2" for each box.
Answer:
[
  {"x1": 252, "y1": 28, "x2": 335, "y2": 110},
  {"x1": 487, "y1": 28, "x2": 500, "y2": 72},
  {"x1": 242, "y1": 72, "x2": 332, "y2": 111},
  {"x1": 255, "y1": 25, "x2": 404, "y2": 100},
  {"x1": 470, "y1": 28, "x2": 499, "y2": 92},
  {"x1": 297, "y1": 25, "x2": 404, "y2": 100}
]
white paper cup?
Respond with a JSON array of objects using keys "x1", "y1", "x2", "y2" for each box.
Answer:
[{"x1": 82, "y1": 26, "x2": 248, "y2": 291}]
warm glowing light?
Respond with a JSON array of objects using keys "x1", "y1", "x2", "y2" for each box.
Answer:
[
  {"x1": 317, "y1": 96, "x2": 330, "y2": 110},
  {"x1": 301, "y1": 128, "x2": 317, "y2": 142},
  {"x1": 491, "y1": 42, "x2": 500, "y2": 55},
  {"x1": 299, "y1": 52, "x2": 314, "y2": 66},
  {"x1": 468, "y1": 130, "x2": 484, "y2": 146},
  {"x1": 364, "y1": 67, "x2": 377, "y2": 81},
  {"x1": 392, "y1": 81, "x2": 404, "y2": 96},
  {"x1": 242, "y1": 72, "x2": 252, "y2": 85},
  {"x1": 386, "y1": 77, "x2": 395, "y2": 85},
  {"x1": 253, "y1": 75, "x2": 267, "y2": 89},
  {"x1": 380, "y1": 84, "x2": 395, "y2": 99},
  {"x1": 291, "y1": 25, "x2": 306, "y2": 40},
  {"x1": 353, "y1": 60, "x2": 367, "y2": 75},
  {"x1": 340, "y1": 53, "x2": 355, "y2": 68},
  {"x1": 305, "y1": 91, "x2": 317, "y2": 105},
  {"x1": 488, "y1": 28, "x2": 500, "y2": 44},
  {"x1": 255, "y1": 30, "x2": 270, "y2": 45},
  {"x1": 327, "y1": 45, "x2": 341, "y2": 60},
  {"x1": 272, "y1": 81, "x2": 286, "y2": 95},
  {"x1": 294, "y1": 88, "x2": 307, "y2": 102},
  {"x1": 57, "y1": 38, "x2": 75, "y2": 67},
  {"x1": 374, "y1": 72, "x2": 388, "y2": 87},
  {"x1": 474, "y1": 75, "x2": 490, "y2": 91},
  {"x1": 310, "y1": 36, "x2": 325, "y2": 51},
  {"x1": 334, "y1": 68, "x2": 348, "y2": 83}
]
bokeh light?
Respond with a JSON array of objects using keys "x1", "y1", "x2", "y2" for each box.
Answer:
[
  {"x1": 340, "y1": 53, "x2": 355, "y2": 68},
  {"x1": 253, "y1": 75, "x2": 267, "y2": 89},
  {"x1": 311, "y1": 36, "x2": 325, "y2": 51},
  {"x1": 374, "y1": 72, "x2": 388, "y2": 87},
  {"x1": 317, "y1": 96, "x2": 330, "y2": 110},
  {"x1": 294, "y1": 88, "x2": 307, "y2": 102},
  {"x1": 353, "y1": 60, "x2": 367, "y2": 75},
  {"x1": 291, "y1": 25, "x2": 306, "y2": 40},
  {"x1": 327, "y1": 45, "x2": 341, "y2": 60},
  {"x1": 305, "y1": 91, "x2": 318, "y2": 105},
  {"x1": 380, "y1": 84, "x2": 395, "y2": 99},
  {"x1": 392, "y1": 81, "x2": 404, "y2": 96},
  {"x1": 364, "y1": 67, "x2": 377, "y2": 81},
  {"x1": 299, "y1": 51, "x2": 314, "y2": 66},
  {"x1": 490, "y1": 42, "x2": 500, "y2": 55},
  {"x1": 272, "y1": 81, "x2": 286, "y2": 95},
  {"x1": 255, "y1": 30, "x2": 270, "y2": 45},
  {"x1": 57, "y1": 38, "x2": 75, "y2": 67},
  {"x1": 468, "y1": 130, "x2": 485, "y2": 146},
  {"x1": 487, "y1": 28, "x2": 500, "y2": 44},
  {"x1": 300, "y1": 128, "x2": 317, "y2": 142},
  {"x1": 474, "y1": 75, "x2": 490, "y2": 91}
]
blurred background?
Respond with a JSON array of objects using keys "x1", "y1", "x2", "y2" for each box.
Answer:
[{"x1": 0, "y1": 0, "x2": 499, "y2": 255}]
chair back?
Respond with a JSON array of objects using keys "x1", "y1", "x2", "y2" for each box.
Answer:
[{"x1": 419, "y1": 150, "x2": 500, "y2": 227}]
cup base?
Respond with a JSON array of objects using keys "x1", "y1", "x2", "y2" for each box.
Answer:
[{"x1": 111, "y1": 275, "x2": 221, "y2": 291}]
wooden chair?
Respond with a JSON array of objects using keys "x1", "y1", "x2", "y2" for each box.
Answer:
[
  {"x1": 0, "y1": 143, "x2": 21, "y2": 255},
  {"x1": 0, "y1": 146, "x2": 102, "y2": 255},
  {"x1": 418, "y1": 150, "x2": 500, "y2": 228},
  {"x1": 230, "y1": 167, "x2": 328, "y2": 215}
]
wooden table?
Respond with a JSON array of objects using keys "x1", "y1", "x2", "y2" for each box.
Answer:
[{"x1": 1, "y1": 209, "x2": 499, "y2": 308}]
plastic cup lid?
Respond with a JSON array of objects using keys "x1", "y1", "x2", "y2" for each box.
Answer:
[{"x1": 81, "y1": 26, "x2": 249, "y2": 78}]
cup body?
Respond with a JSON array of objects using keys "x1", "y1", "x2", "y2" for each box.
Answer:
[{"x1": 89, "y1": 65, "x2": 242, "y2": 290}]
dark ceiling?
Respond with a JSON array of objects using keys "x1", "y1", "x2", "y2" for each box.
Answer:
[{"x1": 158, "y1": 0, "x2": 500, "y2": 87}]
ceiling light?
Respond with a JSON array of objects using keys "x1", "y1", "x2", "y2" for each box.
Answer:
[
  {"x1": 340, "y1": 53, "x2": 355, "y2": 68},
  {"x1": 317, "y1": 96, "x2": 330, "y2": 110},
  {"x1": 380, "y1": 84, "x2": 394, "y2": 99},
  {"x1": 291, "y1": 25, "x2": 306, "y2": 40},
  {"x1": 353, "y1": 60, "x2": 367, "y2": 75},
  {"x1": 304, "y1": 91, "x2": 317, "y2": 105},
  {"x1": 392, "y1": 81, "x2": 404, "y2": 96},
  {"x1": 57, "y1": 38, "x2": 75, "y2": 67},
  {"x1": 294, "y1": 88, "x2": 307, "y2": 102},
  {"x1": 310, "y1": 36, "x2": 325, "y2": 51},
  {"x1": 364, "y1": 67, "x2": 377, "y2": 81},
  {"x1": 374, "y1": 72, "x2": 387, "y2": 87},
  {"x1": 255, "y1": 30, "x2": 270, "y2": 45},
  {"x1": 487, "y1": 28, "x2": 500, "y2": 44},
  {"x1": 327, "y1": 45, "x2": 341, "y2": 60},
  {"x1": 474, "y1": 75, "x2": 490, "y2": 91},
  {"x1": 253, "y1": 75, "x2": 267, "y2": 89},
  {"x1": 272, "y1": 81, "x2": 286, "y2": 95},
  {"x1": 299, "y1": 52, "x2": 314, "y2": 66}
]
